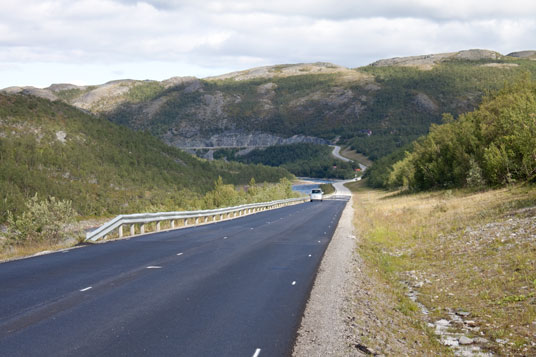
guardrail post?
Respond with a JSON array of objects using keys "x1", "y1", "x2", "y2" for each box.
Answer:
[
  {"x1": 118, "y1": 225, "x2": 123, "y2": 238},
  {"x1": 184, "y1": 218, "x2": 188, "y2": 226},
  {"x1": 171, "y1": 220, "x2": 175, "y2": 229},
  {"x1": 130, "y1": 224, "x2": 135, "y2": 236},
  {"x1": 204, "y1": 216, "x2": 208, "y2": 223},
  {"x1": 140, "y1": 224, "x2": 145, "y2": 234},
  {"x1": 156, "y1": 221, "x2": 161, "y2": 232},
  {"x1": 195, "y1": 217, "x2": 199, "y2": 225}
]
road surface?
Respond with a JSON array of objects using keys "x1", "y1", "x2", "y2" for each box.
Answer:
[
  {"x1": 0, "y1": 198, "x2": 348, "y2": 356},
  {"x1": 330, "y1": 145, "x2": 351, "y2": 162},
  {"x1": 330, "y1": 145, "x2": 368, "y2": 173}
]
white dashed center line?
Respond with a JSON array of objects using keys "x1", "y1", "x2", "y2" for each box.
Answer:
[
  {"x1": 223, "y1": 236, "x2": 228, "y2": 239},
  {"x1": 80, "y1": 286, "x2": 92, "y2": 292},
  {"x1": 252, "y1": 348, "x2": 261, "y2": 357},
  {"x1": 177, "y1": 253, "x2": 183, "y2": 256},
  {"x1": 146, "y1": 266, "x2": 162, "y2": 269},
  {"x1": 291, "y1": 281, "x2": 296, "y2": 286},
  {"x1": 308, "y1": 254, "x2": 312, "y2": 257}
]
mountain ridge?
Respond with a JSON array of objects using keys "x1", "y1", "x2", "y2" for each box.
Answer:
[{"x1": 3, "y1": 49, "x2": 536, "y2": 160}]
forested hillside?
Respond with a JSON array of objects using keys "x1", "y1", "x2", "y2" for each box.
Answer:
[
  {"x1": 367, "y1": 75, "x2": 536, "y2": 190},
  {"x1": 0, "y1": 93, "x2": 292, "y2": 223},
  {"x1": 6, "y1": 50, "x2": 536, "y2": 164},
  {"x1": 215, "y1": 143, "x2": 359, "y2": 179}
]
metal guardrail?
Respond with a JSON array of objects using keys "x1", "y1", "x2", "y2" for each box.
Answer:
[{"x1": 85, "y1": 197, "x2": 309, "y2": 242}]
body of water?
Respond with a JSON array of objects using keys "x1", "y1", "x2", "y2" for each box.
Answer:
[{"x1": 292, "y1": 177, "x2": 336, "y2": 195}]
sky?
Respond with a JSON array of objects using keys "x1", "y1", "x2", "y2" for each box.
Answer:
[{"x1": 1, "y1": 0, "x2": 535, "y2": 88}]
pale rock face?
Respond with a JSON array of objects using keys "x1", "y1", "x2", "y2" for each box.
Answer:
[
  {"x1": 370, "y1": 49, "x2": 503, "y2": 68},
  {"x1": 2, "y1": 86, "x2": 59, "y2": 101},
  {"x1": 414, "y1": 92, "x2": 438, "y2": 113},
  {"x1": 205, "y1": 62, "x2": 352, "y2": 81},
  {"x1": 163, "y1": 130, "x2": 329, "y2": 148},
  {"x1": 72, "y1": 80, "x2": 135, "y2": 111},
  {"x1": 56, "y1": 131, "x2": 67, "y2": 143}
]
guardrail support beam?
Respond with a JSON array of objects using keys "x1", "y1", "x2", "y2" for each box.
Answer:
[{"x1": 86, "y1": 197, "x2": 308, "y2": 242}]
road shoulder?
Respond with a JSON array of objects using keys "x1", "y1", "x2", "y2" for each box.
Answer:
[{"x1": 292, "y1": 186, "x2": 362, "y2": 356}]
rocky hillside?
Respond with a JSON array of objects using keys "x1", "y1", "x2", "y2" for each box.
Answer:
[{"x1": 4, "y1": 49, "x2": 536, "y2": 160}]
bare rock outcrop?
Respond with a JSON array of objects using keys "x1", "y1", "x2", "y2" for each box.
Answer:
[
  {"x1": 507, "y1": 50, "x2": 536, "y2": 59},
  {"x1": 370, "y1": 49, "x2": 503, "y2": 68},
  {"x1": 205, "y1": 62, "x2": 366, "y2": 82},
  {"x1": 164, "y1": 130, "x2": 329, "y2": 148},
  {"x1": 414, "y1": 92, "x2": 438, "y2": 113}
]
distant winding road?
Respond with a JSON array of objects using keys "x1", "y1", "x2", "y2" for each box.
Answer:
[
  {"x1": 330, "y1": 145, "x2": 368, "y2": 172},
  {"x1": 0, "y1": 198, "x2": 349, "y2": 356}
]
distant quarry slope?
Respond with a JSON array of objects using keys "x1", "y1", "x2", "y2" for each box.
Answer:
[{"x1": 4, "y1": 49, "x2": 536, "y2": 160}]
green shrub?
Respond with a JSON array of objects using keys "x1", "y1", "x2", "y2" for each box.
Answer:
[
  {"x1": 6, "y1": 194, "x2": 76, "y2": 246},
  {"x1": 373, "y1": 74, "x2": 536, "y2": 190}
]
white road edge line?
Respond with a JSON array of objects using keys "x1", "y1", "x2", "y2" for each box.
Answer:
[
  {"x1": 252, "y1": 348, "x2": 261, "y2": 357},
  {"x1": 146, "y1": 266, "x2": 162, "y2": 269},
  {"x1": 80, "y1": 286, "x2": 92, "y2": 292}
]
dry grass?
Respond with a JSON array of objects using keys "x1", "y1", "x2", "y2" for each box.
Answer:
[
  {"x1": 348, "y1": 181, "x2": 536, "y2": 356},
  {"x1": 340, "y1": 146, "x2": 373, "y2": 167},
  {"x1": 0, "y1": 239, "x2": 81, "y2": 262}
]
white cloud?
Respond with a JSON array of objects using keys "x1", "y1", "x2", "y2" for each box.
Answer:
[{"x1": 0, "y1": 0, "x2": 535, "y2": 88}]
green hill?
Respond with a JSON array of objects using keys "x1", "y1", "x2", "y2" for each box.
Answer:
[
  {"x1": 0, "y1": 93, "x2": 292, "y2": 223},
  {"x1": 216, "y1": 143, "x2": 359, "y2": 179},
  {"x1": 367, "y1": 75, "x2": 536, "y2": 190},
  {"x1": 5, "y1": 49, "x2": 536, "y2": 164}
]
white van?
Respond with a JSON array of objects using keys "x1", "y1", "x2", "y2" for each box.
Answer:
[{"x1": 310, "y1": 189, "x2": 323, "y2": 202}]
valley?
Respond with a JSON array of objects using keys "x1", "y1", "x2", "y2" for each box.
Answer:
[{"x1": 1, "y1": 48, "x2": 535, "y2": 356}]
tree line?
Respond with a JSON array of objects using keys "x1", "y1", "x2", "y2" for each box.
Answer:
[{"x1": 366, "y1": 74, "x2": 536, "y2": 190}]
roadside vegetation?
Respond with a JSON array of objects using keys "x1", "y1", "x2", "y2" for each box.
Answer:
[
  {"x1": 349, "y1": 74, "x2": 536, "y2": 355},
  {"x1": 348, "y1": 180, "x2": 536, "y2": 355},
  {"x1": 1, "y1": 177, "x2": 298, "y2": 261},
  {"x1": 367, "y1": 75, "x2": 536, "y2": 190},
  {"x1": 0, "y1": 93, "x2": 297, "y2": 260},
  {"x1": 319, "y1": 183, "x2": 335, "y2": 195}
]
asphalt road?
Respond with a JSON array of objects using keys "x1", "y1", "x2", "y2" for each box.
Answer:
[{"x1": 0, "y1": 198, "x2": 348, "y2": 357}]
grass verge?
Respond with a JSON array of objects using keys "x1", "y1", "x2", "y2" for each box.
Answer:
[
  {"x1": 346, "y1": 181, "x2": 536, "y2": 356},
  {"x1": 319, "y1": 183, "x2": 335, "y2": 195}
]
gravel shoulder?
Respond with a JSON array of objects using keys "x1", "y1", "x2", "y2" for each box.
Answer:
[{"x1": 293, "y1": 181, "x2": 364, "y2": 356}]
